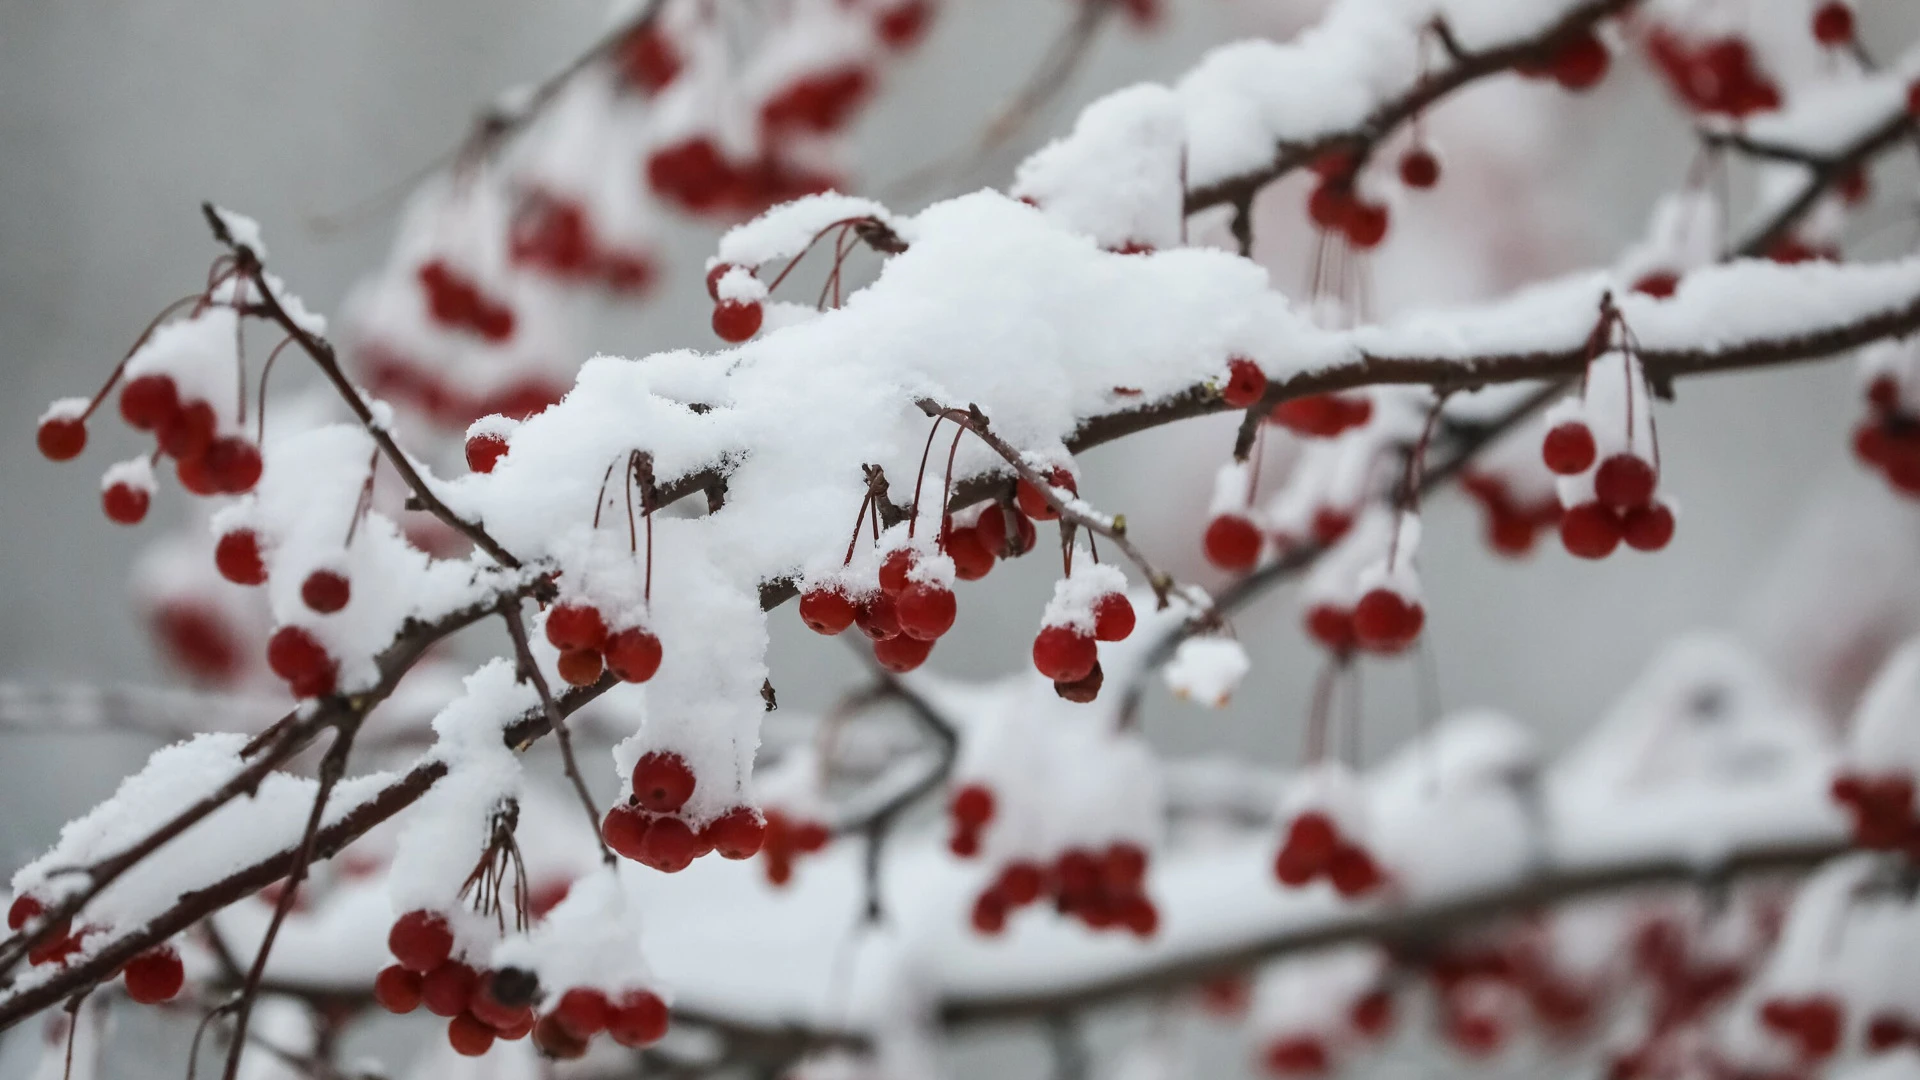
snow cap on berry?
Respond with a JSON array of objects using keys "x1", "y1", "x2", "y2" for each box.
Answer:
[
  {"x1": 1164, "y1": 636, "x2": 1250, "y2": 708},
  {"x1": 1040, "y1": 558, "x2": 1129, "y2": 635}
]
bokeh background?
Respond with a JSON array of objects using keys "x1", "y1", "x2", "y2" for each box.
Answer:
[{"x1": 4, "y1": 1, "x2": 1920, "y2": 1076}]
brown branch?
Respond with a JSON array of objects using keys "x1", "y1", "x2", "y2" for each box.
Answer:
[
  {"x1": 938, "y1": 835, "x2": 1845, "y2": 1026},
  {"x1": 1182, "y1": 0, "x2": 1642, "y2": 216},
  {"x1": 219, "y1": 716, "x2": 362, "y2": 1080},
  {"x1": 201, "y1": 204, "x2": 524, "y2": 571},
  {"x1": 1731, "y1": 105, "x2": 1920, "y2": 258},
  {"x1": 499, "y1": 599, "x2": 613, "y2": 864}
]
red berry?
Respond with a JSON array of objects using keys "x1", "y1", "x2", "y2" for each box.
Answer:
[
  {"x1": 267, "y1": 625, "x2": 337, "y2": 698},
  {"x1": 1399, "y1": 148, "x2": 1440, "y2": 189},
  {"x1": 205, "y1": 437, "x2": 263, "y2": 493},
  {"x1": 998, "y1": 861, "x2": 1043, "y2": 905},
  {"x1": 975, "y1": 504, "x2": 1035, "y2": 558},
  {"x1": 1351, "y1": 990, "x2": 1395, "y2": 1037},
  {"x1": 301, "y1": 570, "x2": 351, "y2": 614},
  {"x1": 1016, "y1": 467, "x2": 1076, "y2": 520},
  {"x1": 605, "y1": 627, "x2": 663, "y2": 683},
  {"x1": 374, "y1": 965, "x2": 424, "y2": 1013},
  {"x1": 389, "y1": 910, "x2": 454, "y2": 973},
  {"x1": 856, "y1": 593, "x2": 902, "y2": 640},
  {"x1": 1312, "y1": 508, "x2": 1354, "y2": 544},
  {"x1": 216, "y1": 529, "x2": 268, "y2": 585},
  {"x1": 1812, "y1": 2, "x2": 1854, "y2": 45},
  {"x1": 800, "y1": 588, "x2": 858, "y2": 634},
  {"x1": 971, "y1": 890, "x2": 1009, "y2": 935},
  {"x1": 602, "y1": 803, "x2": 651, "y2": 861},
  {"x1": 1203, "y1": 514, "x2": 1262, "y2": 573},
  {"x1": 470, "y1": 975, "x2": 534, "y2": 1032},
  {"x1": 1352, "y1": 589, "x2": 1424, "y2": 653},
  {"x1": 712, "y1": 300, "x2": 763, "y2": 343},
  {"x1": 1092, "y1": 592, "x2": 1135, "y2": 642},
  {"x1": 7, "y1": 895, "x2": 42, "y2": 931},
  {"x1": 1552, "y1": 32, "x2": 1610, "y2": 91},
  {"x1": 1264, "y1": 1036, "x2": 1329, "y2": 1076},
  {"x1": 1328, "y1": 844, "x2": 1383, "y2": 896},
  {"x1": 422, "y1": 962, "x2": 479, "y2": 1017},
  {"x1": 945, "y1": 523, "x2": 996, "y2": 580},
  {"x1": 1799, "y1": 997, "x2": 1844, "y2": 1059},
  {"x1": 618, "y1": 25, "x2": 681, "y2": 94},
  {"x1": 632, "y1": 752, "x2": 695, "y2": 814},
  {"x1": 177, "y1": 455, "x2": 220, "y2": 496},
  {"x1": 704, "y1": 263, "x2": 734, "y2": 301},
  {"x1": 879, "y1": 548, "x2": 915, "y2": 596},
  {"x1": 1621, "y1": 503, "x2": 1675, "y2": 552},
  {"x1": 1305, "y1": 603, "x2": 1356, "y2": 651},
  {"x1": 1867, "y1": 1014, "x2": 1908, "y2": 1051},
  {"x1": 122, "y1": 946, "x2": 184, "y2": 1004},
  {"x1": 607, "y1": 989, "x2": 670, "y2": 1047},
  {"x1": 37, "y1": 415, "x2": 86, "y2": 461},
  {"x1": 553, "y1": 988, "x2": 610, "y2": 1040},
  {"x1": 1308, "y1": 181, "x2": 1356, "y2": 232},
  {"x1": 533, "y1": 1013, "x2": 590, "y2": 1059},
  {"x1": 120, "y1": 374, "x2": 181, "y2": 431},
  {"x1": 1345, "y1": 202, "x2": 1390, "y2": 248},
  {"x1": 545, "y1": 604, "x2": 607, "y2": 651},
  {"x1": 1593, "y1": 454, "x2": 1657, "y2": 510},
  {"x1": 1222, "y1": 358, "x2": 1268, "y2": 408},
  {"x1": 1634, "y1": 271, "x2": 1680, "y2": 299},
  {"x1": 1032, "y1": 625, "x2": 1097, "y2": 682},
  {"x1": 1560, "y1": 502, "x2": 1622, "y2": 560},
  {"x1": 103, "y1": 482, "x2": 150, "y2": 525},
  {"x1": 1868, "y1": 375, "x2": 1901, "y2": 412},
  {"x1": 157, "y1": 401, "x2": 215, "y2": 462},
  {"x1": 466, "y1": 433, "x2": 508, "y2": 474},
  {"x1": 703, "y1": 807, "x2": 767, "y2": 859},
  {"x1": 447, "y1": 1013, "x2": 495, "y2": 1057},
  {"x1": 1541, "y1": 421, "x2": 1596, "y2": 475},
  {"x1": 1285, "y1": 811, "x2": 1338, "y2": 864},
  {"x1": 873, "y1": 632, "x2": 936, "y2": 672},
  {"x1": 638, "y1": 816, "x2": 701, "y2": 872},
  {"x1": 557, "y1": 648, "x2": 603, "y2": 687},
  {"x1": 877, "y1": 0, "x2": 934, "y2": 49},
  {"x1": 1055, "y1": 661, "x2": 1104, "y2": 702},
  {"x1": 1909, "y1": 81, "x2": 1920, "y2": 120},
  {"x1": 951, "y1": 784, "x2": 995, "y2": 829},
  {"x1": 896, "y1": 582, "x2": 957, "y2": 640}
]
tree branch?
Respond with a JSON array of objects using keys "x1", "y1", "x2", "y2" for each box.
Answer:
[{"x1": 499, "y1": 598, "x2": 613, "y2": 864}]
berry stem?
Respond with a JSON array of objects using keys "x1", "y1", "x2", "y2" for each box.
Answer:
[
  {"x1": 907, "y1": 414, "x2": 948, "y2": 539},
  {"x1": 254, "y1": 335, "x2": 296, "y2": 445},
  {"x1": 500, "y1": 600, "x2": 612, "y2": 866}
]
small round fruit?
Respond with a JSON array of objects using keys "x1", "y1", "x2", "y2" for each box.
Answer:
[
  {"x1": 1560, "y1": 502, "x2": 1622, "y2": 560},
  {"x1": 1092, "y1": 592, "x2": 1135, "y2": 642},
  {"x1": 37, "y1": 415, "x2": 87, "y2": 461},
  {"x1": 1032, "y1": 625, "x2": 1097, "y2": 682},
  {"x1": 1542, "y1": 421, "x2": 1597, "y2": 475},
  {"x1": 799, "y1": 588, "x2": 857, "y2": 635},
  {"x1": 712, "y1": 299, "x2": 763, "y2": 343},
  {"x1": 301, "y1": 570, "x2": 351, "y2": 614},
  {"x1": 605, "y1": 627, "x2": 663, "y2": 683},
  {"x1": 1203, "y1": 514, "x2": 1262, "y2": 573}
]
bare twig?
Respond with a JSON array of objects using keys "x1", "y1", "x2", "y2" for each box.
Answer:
[{"x1": 500, "y1": 598, "x2": 613, "y2": 864}]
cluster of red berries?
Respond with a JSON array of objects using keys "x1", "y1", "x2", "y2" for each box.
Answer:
[
  {"x1": 545, "y1": 602, "x2": 664, "y2": 687},
  {"x1": 1461, "y1": 471, "x2": 1563, "y2": 558},
  {"x1": 647, "y1": 136, "x2": 842, "y2": 218},
  {"x1": 1758, "y1": 995, "x2": 1845, "y2": 1064},
  {"x1": 762, "y1": 68, "x2": 874, "y2": 137},
  {"x1": 7, "y1": 896, "x2": 183, "y2": 1004},
  {"x1": 359, "y1": 344, "x2": 563, "y2": 431},
  {"x1": 1866, "y1": 1011, "x2": 1920, "y2": 1053},
  {"x1": 946, "y1": 782, "x2": 995, "y2": 857},
  {"x1": 1541, "y1": 421, "x2": 1674, "y2": 559},
  {"x1": 798, "y1": 544, "x2": 967, "y2": 674},
  {"x1": 1272, "y1": 810, "x2": 1384, "y2": 898},
  {"x1": 705, "y1": 263, "x2": 765, "y2": 343},
  {"x1": 1270, "y1": 394, "x2": 1373, "y2": 439},
  {"x1": 39, "y1": 366, "x2": 265, "y2": 518},
  {"x1": 509, "y1": 195, "x2": 658, "y2": 295},
  {"x1": 1851, "y1": 376, "x2": 1920, "y2": 497},
  {"x1": 267, "y1": 625, "x2": 338, "y2": 699},
  {"x1": 1643, "y1": 31, "x2": 1781, "y2": 118},
  {"x1": 1829, "y1": 769, "x2": 1916, "y2": 854},
  {"x1": 417, "y1": 260, "x2": 517, "y2": 343},
  {"x1": 758, "y1": 809, "x2": 832, "y2": 886},
  {"x1": 528, "y1": 983, "x2": 670, "y2": 1060},
  {"x1": 215, "y1": 525, "x2": 364, "y2": 697},
  {"x1": 1514, "y1": 29, "x2": 1610, "y2": 92},
  {"x1": 1032, "y1": 592, "x2": 1133, "y2": 702},
  {"x1": 602, "y1": 752, "x2": 766, "y2": 873},
  {"x1": 1305, "y1": 163, "x2": 1391, "y2": 250},
  {"x1": 970, "y1": 843, "x2": 1158, "y2": 938}
]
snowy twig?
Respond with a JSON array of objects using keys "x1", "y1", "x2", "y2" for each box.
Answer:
[
  {"x1": 1181, "y1": 0, "x2": 1641, "y2": 216},
  {"x1": 218, "y1": 716, "x2": 362, "y2": 1080},
  {"x1": 1731, "y1": 104, "x2": 1920, "y2": 258},
  {"x1": 201, "y1": 204, "x2": 526, "y2": 572},
  {"x1": 498, "y1": 598, "x2": 614, "y2": 864}
]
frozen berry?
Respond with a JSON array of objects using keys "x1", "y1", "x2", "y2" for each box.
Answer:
[
  {"x1": 267, "y1": 625, "x2": 337, "y2": 698},
  {"x1": 1353, "y1": 588, "x2": 1424, "y2": 653},
  {"x1": 37, "y1": 415, "x2": 86, "y2": 461},
  {"x1": 945, "y1": 523, "x2": 995, "y2": 580},
  {"x1": 1345, "y1": 201, "x2": 1390, "y2": 248},
  {"x1": 556, "y1": 648, "x2": 603, "y2": 687},
  {"x1": 1222, "y1": 358, "x2": 1268, "y2": 408},
  {"x1": 553, "y1": 988, "x2": 610, "y2": 1040},
  {"x1": 466, "y1": 433, "x2": 508, "y2": 474},
  {"x1": 602, "y1": 803, "x2": 650, "y2": 862},
  {"x1": 157, "y1": 401, "x2": 215, "y2": 462},
  {"x1": 879, "y1": 548, "x2": 915, "y2": 596},
  {"x1": 873, "y1": 632, "x2": 935, "y2": 672},
  {"x1": 1633, "y1": 271, "x2": 1680, "y2": 299},
  {"x1": 799, "y1": 588, "x2": 858, "y2": 635},
  {"x1": 1055, "y1": 661, "x2": 1104, "y2": 702},
  {"x1": 389, "y1": 910, "x2": 454, "y2": 973},
  {"x1": 1399, "y1": 148, "x2": 1440, "y2": 189},
  {"x1": 605, "y1": 627, "x2": 663, "y2": 683},
  {"x1": 216, "y1": 529, "x2": 268, "y2": 585},
  {"x1": 122, "y1": 946, "x2": 183, "y2": 1004},
  {"x1": 856, "y1": 593, "x2": 901, "y2": 640},
  {"x1": 205, "y1": 437, "x2": 263, "y2": 493},
  {"x1": 1560, "y1": 503, "x2": 1622, "y2": 560},
  {"x1": 951, "y1": 784, "x2": 995, "y2": 829},
  {"x1": 119, "y1": 374, "x2": 180, "y2": 431},
  {"x1": 422, "y1": 962, "x2": 479, "y2": 1018},
  {"x1": 103, "y1": 482, "x2": 149, "y2": 525},
  {"x1": 1305, "y1": 603, "x2": 1356, "y2": 651},
  {"x1": 1812, "y1": 2, "x2": 1854, "y2": 45},
  {"x1": 1593, "y1": 454, "x2": 1657, "y2": 511},
  {"x1": 446, "y1": 1013, "x2": 495, "y2": 1056},
  {"x1": 1203, "y1": 514, "x2": 1262, "y2": 573},
  {"x1": 1552, "y1": 32, "x2": 1610, "y2": 90},
  {"x1": 1621, "y1": 503, "x2": 1675, "y2": 551},
  {"x1": 1092, "y1": 592, "x2": 1135, "y2": 642},
  {"x1": 375, "y1": 965, "x2": 424, "y2": 1014},
  {"x1": 606, "y1": 989, "x2": 669, "y2": 1047},
  {"x1": 897, "y1": 582, "x2": 957, "y2": 640},
  {"x1": 975, "y1": 503, "x2": 1036, "y2": 558},
  {"x1": 704, "y1": 262, "x2": 734, "y2": 301},
  {"x1": 631, "y1": 752, "x2": 695, "y2": 814},
  {"x1": 638, "y1": 815, "x2": 701, "y2": 872},
  {"x1": 703, "y1": 807, "x2": 767, "y2": 859},
  {"x1": 545, "y1": 604, "x2": 607, "y2": 651},
  {"x1": 533, "y1": 1013, "x2": 589, "y2": 1059},
  {"x1": 712, "y1": 300, "x2": 763, "y2": 343},
  {"x1": 1032, "y1": 625, "x2": 1097, "y2": 682},
  {"x1": 301, "y1": 570, "x2": 350, "y2": 614},
  {"x1": 7, "y1": 895, "x2": 43, "y2": 931},
  {"x1": 1542, "y1": 421, "x2": 1596, "y2": 475}
]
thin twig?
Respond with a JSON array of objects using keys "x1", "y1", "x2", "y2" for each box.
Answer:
[{"x1": 500, "y1": 599, "x2": 613, "y2": 864}]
